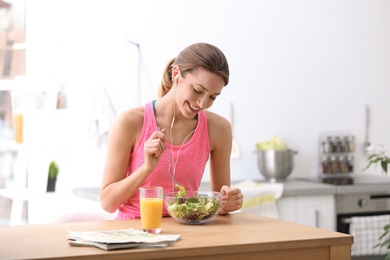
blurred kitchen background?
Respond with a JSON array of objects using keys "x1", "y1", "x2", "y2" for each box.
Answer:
[{"x1": 0, "y1": 0, "x2": 389, "y2": 228}]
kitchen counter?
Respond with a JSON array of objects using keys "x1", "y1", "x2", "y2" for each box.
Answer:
[
  {"x1": 229, "y1": 179, "x2": 337, "y2": 197},
  {"x1": 0, "y1": 213, "x2": 353, "y2": 260},
  {"x1": 298, "y1": 174, "x2": 390, "y2": 195},
  {"x1": 335, "y1": 174, "x2": 390, "y2": 194},
  {"x1": 73, "y1": 174, "x2": 390, "y2": 203},
  {"x1": 74, "y1": 179, "x2": 337, "y2": 202},
  {"x1": 268, "y1": 179, "x2": 336, "y2": 197}
]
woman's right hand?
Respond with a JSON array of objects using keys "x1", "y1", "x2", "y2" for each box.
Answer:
[{"x1": 143, "y1": 129, "x2": 166, "y2": 171}]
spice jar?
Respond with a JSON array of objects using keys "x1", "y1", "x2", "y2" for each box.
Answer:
[
  {"x1": 321, "y1": 136, "x2": 331, "y2": 154},
  {"x1": 339, "y1": 136, "x2": 348, "y2": 153},
  {"x1": 322, "y1": 155, "x2": 330, "y2": 174},
  {"x1": 338, "y1": 155, "x2": 347, "y2": 173},
  {"x1": 347, "y1": 155, "x2": 354, "y2": 172},
  {"x1": 330, "y1": 136, "x2": 339, "y2": 153},
  {"x1": 347, "y1": 135, "x2": 355, "y2": 153},
  {"x1": 330, "y1": 155, "x2": 339, "y2": 173}
]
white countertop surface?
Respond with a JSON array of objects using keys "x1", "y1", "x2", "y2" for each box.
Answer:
[
  {"x1": 299, "y1": 174, "x2": 390, "y2": 195},
  {"x1": 73, "y1": 174, "x2": 390, "y2": 202}
]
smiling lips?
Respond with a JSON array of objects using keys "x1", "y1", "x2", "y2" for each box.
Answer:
[{"x1": 188, "y1": 102, "x2": 200, "y2": 113}]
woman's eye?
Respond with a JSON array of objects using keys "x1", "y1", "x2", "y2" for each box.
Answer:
[
  {"x1": 192, "y1": 86, "x2": 216, "y2": 101},
  {"x1": 193, "y1": 87, "x2": 201, "y2": 94}
]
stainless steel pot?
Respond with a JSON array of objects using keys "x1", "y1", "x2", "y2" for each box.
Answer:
[{"x1": 257, "y1": 149, "x2": 298, "y2": 182}]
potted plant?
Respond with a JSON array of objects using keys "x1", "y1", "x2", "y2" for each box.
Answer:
[
  {"x1": 364, "y1": 149, "x2": 390, "y2": 174},
  {"x1": 364, "y1": 149, "x2": 390, "y2": 259},
  {"x1": 46, "y1": 160, "x2": 59, "y2": 192}
]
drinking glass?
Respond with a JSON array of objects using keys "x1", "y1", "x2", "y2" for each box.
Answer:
[
  {"x1": 10, "y1": 91, "x2": 24, "y2": 144},
  {"x1": 139, "y1": 186, "x2": 163, "y2": 233}
]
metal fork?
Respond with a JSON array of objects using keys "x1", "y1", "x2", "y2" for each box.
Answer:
[{"x1": 158, "y1": 127, "x2": 179, "y2": 186}]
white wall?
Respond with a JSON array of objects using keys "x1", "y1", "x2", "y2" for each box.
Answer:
[{"x1": 24, "y1": 0, "x2": 390, "y2": 189}]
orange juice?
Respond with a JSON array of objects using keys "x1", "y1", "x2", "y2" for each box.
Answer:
[
  {"x1": 13, "y1": 113, "x2": 24, "y2": 144},
  {"x1": 140, "y1": 198, "x2": 163, "y2": 230}
]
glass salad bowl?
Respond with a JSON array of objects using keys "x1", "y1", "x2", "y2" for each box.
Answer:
[{"x1": 164, "y1": 191, "x2": 223, "y2": 224}]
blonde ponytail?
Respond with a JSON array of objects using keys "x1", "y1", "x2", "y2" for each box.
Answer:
[{"x1": 158, "y1": 58, "x2": 175, "y2": 97}]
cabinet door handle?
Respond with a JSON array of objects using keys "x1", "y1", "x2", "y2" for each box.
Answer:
[{"x1": 315, "y1": 210, "x2": 320, "y2": 228}]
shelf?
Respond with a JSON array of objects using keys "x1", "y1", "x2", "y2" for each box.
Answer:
[
  {"x1": 0, "y1": 140, "x2": 25, "y2": 152},
  {"x1": 0, "y1": 188, "x2": 43, "y2": 201},
  {"x1": 318, "y1": 132, "x2": 355, "y2": 179}
]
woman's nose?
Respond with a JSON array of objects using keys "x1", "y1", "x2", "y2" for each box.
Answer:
[{"x1": 197, "y1": 96, "x2": 209, "y2": 109}]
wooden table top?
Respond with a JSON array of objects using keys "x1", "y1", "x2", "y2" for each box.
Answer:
[{"x1": 0, "y1": 213, "x2": 353, "y2": 260}]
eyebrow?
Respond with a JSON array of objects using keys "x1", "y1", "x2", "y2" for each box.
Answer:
[{"x1": 194, "y1": 83, "x2": 221, "y2": 96}]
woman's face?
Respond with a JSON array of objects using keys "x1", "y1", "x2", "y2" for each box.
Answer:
[{"x1": 175, "y1": 67, "x2": 225, "y2": 118}]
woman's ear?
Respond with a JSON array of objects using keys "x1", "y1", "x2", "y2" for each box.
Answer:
[{"x1": 172, "y1": 65, "x2": 181, "y2": 80}]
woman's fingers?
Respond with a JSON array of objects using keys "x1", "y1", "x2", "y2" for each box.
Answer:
[
  {"x1": 144, "y1": 139, "x2": 163, "y2": 157},
  {"x1": 144, "y1": 129, "x2": 166, "y2": 157},
  {"x1": 219, "y1": 186, "x2": 243, "y2": 213}
]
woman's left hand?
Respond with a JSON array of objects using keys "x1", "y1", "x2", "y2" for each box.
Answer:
[{"x1": 218, "y1": 185, "x2": 243, "y2": 215}]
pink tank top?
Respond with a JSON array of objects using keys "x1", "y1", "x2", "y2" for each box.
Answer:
[{"x1": 116, "y1": 101, "x2": 210, "y2": 219}]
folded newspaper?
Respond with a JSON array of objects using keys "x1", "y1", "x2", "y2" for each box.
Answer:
[{"x1": 67, "y1": 228, "x2": 181, "y2": 251}]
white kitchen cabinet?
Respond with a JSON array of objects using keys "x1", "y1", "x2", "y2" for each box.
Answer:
[
  {"x1": 277, "y1": 197, "x2": 295, "y2": 223},
  {"x1": 277, "y1": 194, "x2": 335, "y2": 231}
]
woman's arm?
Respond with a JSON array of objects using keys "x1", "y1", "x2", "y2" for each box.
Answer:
[
  {"x1": 207, "y1": 111, "x2": 243, "y2": 215},
  {"x1": 100, "y1": 108, "x2": 166, "y2": 213}
]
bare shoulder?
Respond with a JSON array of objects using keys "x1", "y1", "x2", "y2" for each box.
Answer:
[
  {"x1": 205, "y1": 110, "x2": 232, "y2": 148},
  {"x1": 110, "y1": 106, "x2": 144, "y2": 145},
  {"x1": 205, "y1": 110, "x2": 230, "y2": 129},
  {"x1": 115, "y1": 106, "x2": 144, "y2": 128}
]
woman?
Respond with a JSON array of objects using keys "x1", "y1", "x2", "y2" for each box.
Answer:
[{"x1": 100, "y1": 42, "x2": 243, "y2": 219}]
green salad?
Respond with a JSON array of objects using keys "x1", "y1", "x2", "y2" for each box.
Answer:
[
  {"x1": 166, "y1": 184, "x2": 221, "y2": 223},
  {"x1": 176, "y1": 183, "x2": 186, "y2": 198}
]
